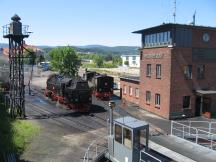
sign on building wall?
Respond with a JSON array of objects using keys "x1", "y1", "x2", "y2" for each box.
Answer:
[{"x1": 143, "y1": 53, "x2": 164, "y2": 59}]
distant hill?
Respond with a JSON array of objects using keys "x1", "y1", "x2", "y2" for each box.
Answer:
[
  {"x1": 0, "y1": 43, "x2": 8, "y2": 48},
  {"x1": 74, "y1": 45, "x2": 139, "y2": 55},
  {"x1": 1, "y1": 43, "x2": 140, "y2": 55}
]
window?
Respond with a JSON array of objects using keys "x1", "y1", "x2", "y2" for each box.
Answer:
[
  {"x1": 197, "y1": 65, "x2": 205, "y2": 79},
  {"x1": 135, "y1": 88, "x2": 139, "y2": 98},
  {"x1": 146, "y1": 91, "x2": 151, "y2": 103},
  {"x1": 123, "y1": 85, "x2": 127, "y2": 94},
  {"x1": 123, "y1": 128, "x2": 132, "y2": 149},
  {"x1": 134, "y1": 129, "x2": 147, "y2": 150},
  {"x1": 129, "y1": 87, "x2": 132, "y2": 96},
  {"x1": 115, "y1": 124, "x2": 122, "y2": 143},
  {"x1": 146, "y1": 64, "x2": 151, "y2": 77},
  {"x1": 155, "y1": 94, "x2": 161, "y2": 106},
  {"x1": 140, "y1": 51, "x2": 143, "y2": 60},
  {"x1": 156, "y1": 64, "x2": 161, "y2": 79},
  {"x1": 153, "y1": 34, "x2": 156, "y2": 44},
  {"x1": 184, "y1": 65, "x2": 192, "y2": 79},
  {"x1": 132, "y1": 56, "x2": 136, "y2": 60},
  {"x1": 126, "y1": 56, "x2": 129, "y2": 61},
  {"x1": 132, "y1": 61, "x2": 136, "y2": 65},
  {"x1": 183, "y1": 96, "x2": 190, "y2": 108},
  {"x1": 156, "y1": 33, "x2": 160, "y2": 44},
  {"x1": 167, "y1": 31, "x2": 171, "y2": 43}
]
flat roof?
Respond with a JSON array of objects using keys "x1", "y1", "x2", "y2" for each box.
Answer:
[
  {"x1": 196, "y1": 90, "x2": 216, "y2": 95},
  {"x1": 120, "y1": 75, "x2": 140, "y2": 82},
  {"x1": 121, "y1": 54, "x2": 139, "y2": 57},
  {"x1": 114, "y1": 116, "x2": 148, "y2": 129},
  {"x1": 133, "y1": 23, "x2": 216, "y2": 34}
]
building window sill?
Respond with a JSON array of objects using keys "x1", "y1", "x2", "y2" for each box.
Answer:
[
  {"x1": 155, "y1": 105, "x2": 160, "y2": 109},
  {"x1": 183, "y1": 107, "x2": 191, "y2": 110},
  {"x1": 197, "y1": 77, "x2": 205, "y2": 80},
  {"x1": 146, "y1": 102, "x2": 150, "y2": 105},
  {"x1": 156, "y1": 77, "x2": 161, "y2": 79},
  {"x1": 184, "y1": 77, "x2": 192, "y2": 80},
  {"x1": 146, "y1": 76, "x2": 151, "y2": 78}
]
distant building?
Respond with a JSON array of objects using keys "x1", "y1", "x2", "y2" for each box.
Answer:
[
  {"x1": 121, "y1": 55, "x2": 140, "y2": 68},
  {"x1": 2, "y1": 44, "x2": 44, "y2": 56},
  {"x1": 121, "y1": 23, "x2": 216, "y2": 119},
  {"x1": 81, "y1": 59, "x2": 93, "y2": 64}
]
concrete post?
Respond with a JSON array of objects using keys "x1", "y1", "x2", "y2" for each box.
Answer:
[{"x1": 109, "y1": 101, "x2": 115, "y2": 136}]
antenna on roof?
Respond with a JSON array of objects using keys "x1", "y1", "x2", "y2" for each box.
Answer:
[
  {"x1": 173, "y1": 0, "x2": 176, "y2": 23},
  {"x1": 193, "y1": 10, "x2": 196, "y2": 26}
]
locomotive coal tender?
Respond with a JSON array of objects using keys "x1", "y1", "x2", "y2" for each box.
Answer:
[{"x1": 84, "y1": 70, "x2": 114, "y2": 100}]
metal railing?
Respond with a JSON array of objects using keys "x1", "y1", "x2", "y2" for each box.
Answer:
[
  {"x1": 2, "y1": 24, "x2": 29, "y2": 36},
  {"x1": 83, "y1": 136, "x2": 108, "y2": 162},
  {"x1": 171, "y1": 121, "x2": 216, "y2": 150},
  {"x1": 140, "y1": 150, "x2": 161, "y2": 162}
]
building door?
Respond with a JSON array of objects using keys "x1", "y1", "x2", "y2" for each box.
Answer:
[
  {"x1": 202, "y1": 97, "x2": 211, "y2": 115},
  {"x1": 195, "y1": 96, "x2": 201, "y2": 116}
]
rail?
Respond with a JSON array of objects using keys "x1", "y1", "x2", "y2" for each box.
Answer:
[
  {"x1": 83, "y1": 136, "x2": 108, "y2": 162},
  {"x1": 140, "y1": 150, "x2": 161, "y2": 162},
  {"x1": 2, "y1": 24, "x2": 29, "y2": 36},
  {"x1": 171, "y1": 121, "x2": 216, "y2": 150}
]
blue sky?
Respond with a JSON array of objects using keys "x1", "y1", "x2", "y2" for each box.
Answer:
[{"x1": 0, "y1": 0, "x2": 216, "y2": 46}]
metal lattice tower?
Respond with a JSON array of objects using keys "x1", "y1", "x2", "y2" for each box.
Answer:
[{"x1": 3, "y1": 15, "x2": 29, "y2": 118}]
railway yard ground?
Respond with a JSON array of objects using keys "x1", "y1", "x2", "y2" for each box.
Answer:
[{"x1": 11, "y1": 68, "x2": 216, "y2": 162}]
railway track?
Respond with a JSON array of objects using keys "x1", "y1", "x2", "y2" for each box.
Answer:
[{"x1": 26, "y1": 93, "x2": 108, "y2": 135}]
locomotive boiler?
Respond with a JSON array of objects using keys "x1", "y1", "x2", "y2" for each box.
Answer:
[{"x1": 45, "y1": 74, "x2": 92, "y2": 112}]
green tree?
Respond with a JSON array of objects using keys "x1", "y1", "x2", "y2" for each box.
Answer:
[
  {"x1": 104, "y1": 54, "x2": 113, "y2": 61},
  {"x1": 93, "y1": 55, "x2": 104, "y2": 67},
  {"x1": 24, "y1": 48, "x2": 36, "y2": 65},
  {"x1": 124, "y1": 60, "x2": 129, "y2": 66},
  {"x1": 113, "y1": 55, "x2": 122, "y2": 66},
  {"x1": 49, "y1": 46, "x2": 81, "y2": 76},
  {"x1": 36, "y1": 54, "x2": 45, "y2": 64}
]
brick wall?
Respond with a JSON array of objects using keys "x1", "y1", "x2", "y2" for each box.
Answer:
[
  {"x1": 120, "y1": 80, "x2": 140, "y2": 105},
  {"x1": 139, "y1": 47, "x2": 172, "y2": 119}
]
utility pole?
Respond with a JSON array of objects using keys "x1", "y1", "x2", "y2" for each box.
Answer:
[{"x1": 3, "y1": 14, "x2": 30, "y2": 118}]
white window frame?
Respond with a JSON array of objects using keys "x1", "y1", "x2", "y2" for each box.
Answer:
[
  {"x1": 123, "y1": 85, "x2": 127, "y2": 94},
  {"x1": 129, "y1": 87, "x2": 133, "y2": 96},
  {"x1": 155, "y1": 94, "x2": 161, "y2": 106},
  {"x1": 135, "y1": 88, "x2": 139, "y2": 98}
]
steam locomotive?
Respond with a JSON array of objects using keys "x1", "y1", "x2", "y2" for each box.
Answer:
[
  {"x1": 45, "y1": 74, "x2": 92, "y2": 112},
  {"x1": 83, "y1": 70, "x2": 114, "y2": 100}
]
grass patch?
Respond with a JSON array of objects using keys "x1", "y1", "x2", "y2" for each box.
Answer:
[
  {"x1": 12, "y1": 120, "x2": 40, "y2": 154},
  {"x1": 0, "y1": 93, "x2": 40, "y2": 155}
]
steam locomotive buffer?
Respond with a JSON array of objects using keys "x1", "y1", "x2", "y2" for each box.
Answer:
[{"x1": 3, "y1": 15, "x2": 30, "y2": 118}]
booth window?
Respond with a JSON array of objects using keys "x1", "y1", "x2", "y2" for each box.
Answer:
[
  {"x1": 123, "y1": 128, "x2": 132, "y2": 149},
  {"x1": 134, "y1": 129, "x2": 146, "y2": 150},
  {"x1": 115, "y1": 124, "x2": 122, "y2": 144}
]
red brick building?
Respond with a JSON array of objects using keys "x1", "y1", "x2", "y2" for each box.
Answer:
[{"x1": 120, "y1": 23, "x2": 216, "y2": 119}]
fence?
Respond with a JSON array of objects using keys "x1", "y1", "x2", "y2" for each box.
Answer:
[
  {"x1": 83, "y1": 136, "x2": 108, "y2": 162},
  {"x1": 171, "y1": 121, "x2": 216, "y2": 150}
]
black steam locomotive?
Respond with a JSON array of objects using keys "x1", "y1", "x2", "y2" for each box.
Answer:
[
  {"x1": 45, "y1": 74, "x2": 92, "y2": 112},
  {"x1": 83, "y1": 70, "x2": 114, "y2": 100}
]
